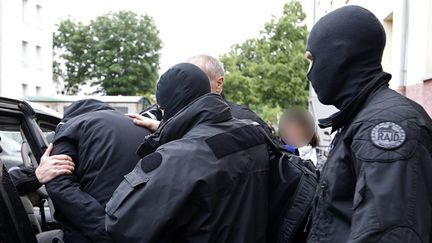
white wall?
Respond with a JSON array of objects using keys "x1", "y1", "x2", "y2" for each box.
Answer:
[
  {"x1": 0, "y1": 0, "x2": 54, "y2": 98},
  {"x1": 405, "y1": 0, "x2": 432, "y2": 85}
]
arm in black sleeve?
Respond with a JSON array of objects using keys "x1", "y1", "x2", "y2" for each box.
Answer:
[
  {"x1": 8, "y1": 166, "x2": 41, "y2": 196},
  {"x1": 46, "y1": 174, "x2": 109, "y2": 242},
  {"x1": 45, "y1": 122, "x2": 109, "y2": 242},
  {"x1": 347, "y1": 118, "x2": 431, "y2": 243}
]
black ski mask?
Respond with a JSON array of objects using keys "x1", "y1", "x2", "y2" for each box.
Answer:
[
  {"x1": 306, "y1": 5, "x2": 391, "y2": 109},
  {"x1": 156, "y1": 63, "x2": 211, "y2": 121}
]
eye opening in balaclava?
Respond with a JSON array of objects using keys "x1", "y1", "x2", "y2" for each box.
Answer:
[
  {"x1": 306, "y1": 5, "x2": 389, "y2": 109},
  {"x1": 156, "y1": 63, "x2": 211, "y2": 121}
]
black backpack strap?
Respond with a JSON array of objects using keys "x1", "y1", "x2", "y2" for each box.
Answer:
[
  {"x1": 278, "y1": 169, "x2": 317, "y2": 243},
  {"x1": 254, "y1": 124, "x2": 285, "y2": 155}
]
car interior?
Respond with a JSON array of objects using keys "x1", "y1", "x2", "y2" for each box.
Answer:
[{"x1": 0, "y1": 108, "x2": 61, "y2": 243}]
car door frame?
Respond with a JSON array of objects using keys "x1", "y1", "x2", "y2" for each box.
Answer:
[
  {"x1": 0, "y1": 97, "x2": 53, "y2": 242},
  {"x1": 0, "y1": 98, "x2": 49, "y2": 162}
]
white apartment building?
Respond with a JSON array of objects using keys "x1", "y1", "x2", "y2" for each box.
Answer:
[{"x1": 0, "y1": 0, "x2": 55, "y2": 98}]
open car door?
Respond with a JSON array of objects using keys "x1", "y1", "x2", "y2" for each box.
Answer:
[
  {"x1": 0, "y1": 97, "x2": 61, "y2": 242},
  {"x1": 0, "y1": 160, "x2": 38, "y2": 243}
]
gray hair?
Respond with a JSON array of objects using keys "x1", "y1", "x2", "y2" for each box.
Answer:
[{"x1": 186, "y1": 54, "x2": 225, "y2": 82}]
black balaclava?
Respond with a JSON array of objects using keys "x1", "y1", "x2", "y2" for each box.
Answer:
[
  {"x1": 156, "y1": 63, "x2": 211, "y2": 121},
  {"x1": 307, "y1": 5, "x2": 390, "y2": 109}
]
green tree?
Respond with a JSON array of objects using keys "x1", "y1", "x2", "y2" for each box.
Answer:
[
  {"x1": 53, "y1": 11, "x2": 162, "y2": 96},
  {"x1": 53, "y1": 19, "x2": 92, "y2": 94},
  {"x1": 220, "y1": 1, "x2": 309, "y2": 122}
]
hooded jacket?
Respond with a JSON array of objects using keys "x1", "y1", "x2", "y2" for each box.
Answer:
[
  {"x1": 150, "y1": 62, "x2": 272, "y2": 135},
  {"x1": 106, "y1": 61, "x2": 269, "y2": 243},
  {"x1": 45, "y1": 99, "x2": 151, "y2": 243},
  {"x1": 106, "y1": 94, "x2": 269, "y2": 243},
  {"x1": 156, "y1": 63, "x2": 211, "y2": 121},
  {"x1": 306, "y1": 6, "x2": 432, "y2": 243}
]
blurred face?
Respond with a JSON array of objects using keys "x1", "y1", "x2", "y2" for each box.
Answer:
[{"x1": 280, "y1": 120, "x2": 313, "y2": 148}]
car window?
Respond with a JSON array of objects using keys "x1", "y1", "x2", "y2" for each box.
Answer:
[
  {"x1": 0, "y1": 116, "x2": 35, "y2": 169},
  {"x1": 37, "y1": 120, "x2": 57, "y2": 143}
]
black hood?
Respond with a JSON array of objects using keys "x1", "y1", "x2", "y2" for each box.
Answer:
[
  {"x1": 306, "y1": 5, "x2": 391, "y2": 109},
  {"x1": 63, "y1": 99, "x2": 115, "y2": 122},
  {"x1": 136, "y1": 93, "x2": 232, "y2": 157},
  {"x1": 156, "y1": 63, "x2": 211, "y2": 121}
]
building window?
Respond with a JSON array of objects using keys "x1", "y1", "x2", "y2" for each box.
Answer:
[
  {"x1": 21, "y1": 41, "x2": 29, "y2": 67},
  {"x1": 22, "y1": 0, "x2": 29, "y2": 23},
  {"x1": 36, "y1": 5, "x2": 43, "y2": 28},
  {"x1": 22, "y1": 84, "x2": 28, "y2": 96},
  {"x1": 36, "y1": 86, "x2": 41, "y2": 96},
  {"x1": 35, "y1": 45, "x2": 42, "y2": 69}
]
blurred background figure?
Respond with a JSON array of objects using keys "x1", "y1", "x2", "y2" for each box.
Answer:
[{"x1": 278, "y1": 107, "x2": 324, "y2": 168}]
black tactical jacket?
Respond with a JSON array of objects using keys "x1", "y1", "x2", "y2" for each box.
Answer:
[
  {"x1": 106, "y1": 94, "x2": 269, "y2": 243},
  {"x1": 45, "y1": 99, "x2": 150, "y2": 243},
  {"x1": 307, "y1": 86, "x2": 432, "y2": 243}
]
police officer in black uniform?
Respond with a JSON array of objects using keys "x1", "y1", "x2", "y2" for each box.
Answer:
[
  {"x1": 106, "y1": 63, "x2": 269, "y2": 243},
  {"x1": 305, "y1": 6, "x2": 432, "y2": 243}
]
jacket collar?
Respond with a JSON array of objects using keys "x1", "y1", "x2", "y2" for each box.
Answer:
[
  {"x1": 137, "y1": 93, "x2": 232, "y2": 157},
  {"x1": 319, "y1": 72, "x2": 391, "y2": 133}
]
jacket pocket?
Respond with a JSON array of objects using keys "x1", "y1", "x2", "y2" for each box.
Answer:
[{"x1": 105, "y1": 166, "x2": 150, "y2": 216}]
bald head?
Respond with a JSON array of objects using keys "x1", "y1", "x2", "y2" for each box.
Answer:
[{"x1": 187, "y1": 55, "x2": 225, "y2": 94}]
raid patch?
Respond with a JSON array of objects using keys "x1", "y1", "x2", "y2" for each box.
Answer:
[{"x1": 370, "y1": 122, "x2": 406, "y2": 149}]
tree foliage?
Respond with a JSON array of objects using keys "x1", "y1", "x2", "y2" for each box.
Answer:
[
  {"x1": 53, "y1": 19, "x2": 92, "y2": 94},
  {"x1": 220, "y1": 1, "x2": 309, "y2": 122},
  {"x1": 53, "y1": 11, "x2": 162, "y2": 96}
]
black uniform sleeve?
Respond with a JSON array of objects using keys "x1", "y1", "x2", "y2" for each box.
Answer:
[
  {"x1": 347, "y1": 118, "x2": 430, "y2": 243},
  {"x1": 45, "y1": 122, "x2": 109, "y2": 242},
  {"x1": 46, "y1": 174, "x2": 108, "y2": 242},
  {"x1": 8, "y1": 166, "x2": 41, "y2": 196}
]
